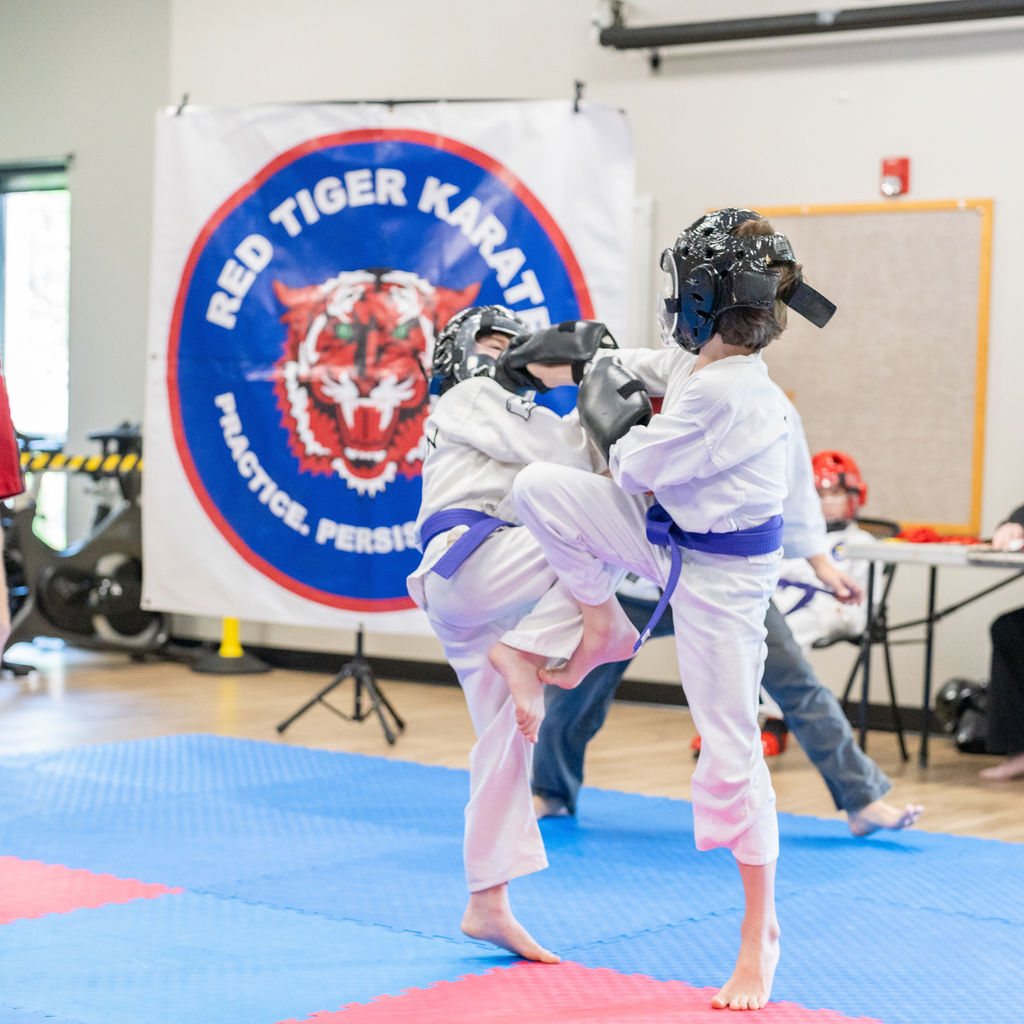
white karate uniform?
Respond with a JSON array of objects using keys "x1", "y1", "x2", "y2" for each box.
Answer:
[
  {"x1": 775, "y1": 522, "x2": 873, "y2": 649},
  {"x1": 779, "y1": 402, "x2": 829, "y2": 562},
  {"x1": 407, "y1": 376, "x2": 601, "y2": 892},
  {"x1": 514, "y1": 347, "x2": 788, "y2": 865}
]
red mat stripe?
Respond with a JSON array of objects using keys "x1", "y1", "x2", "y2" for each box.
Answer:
[
  {"x1": 0, "y1": 855, "x2": 183, "y2": 924},
  {"x1": 279, "y1": 961, "x2": 887, "y2": 1024}
]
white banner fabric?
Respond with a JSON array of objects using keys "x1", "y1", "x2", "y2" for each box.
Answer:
[{"x1": 143, "y1": 100, "x2": 634, "y2": 632}]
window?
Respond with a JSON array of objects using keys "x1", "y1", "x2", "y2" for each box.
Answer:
[{"x1": 1, "y1": 159, "x2": 71, "y2": 546}]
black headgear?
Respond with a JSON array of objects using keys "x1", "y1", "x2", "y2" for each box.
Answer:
[
  {"x1": 433, "y1": 305, "x2": 527, "y2": 393},
  {"x1": 658, "y1": 208, "x2": 837, "y2": 353}
]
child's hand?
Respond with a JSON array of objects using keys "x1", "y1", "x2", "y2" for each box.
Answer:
[
  {"x1": 806, "y1": 554, "x2": 864, "y2": 605},
  {"x1": 526, "y1": 362, "x2": 577, "y2": 389},
  {"x1": 495, "y1": 320, "x2": 616, "y2": 392},
  {"x1": 992, "y1": 521, "x2": 1024, "y2": 551}
]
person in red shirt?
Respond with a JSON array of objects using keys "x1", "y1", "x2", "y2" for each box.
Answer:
[{"x1": 0, "y1": 361, "x2": 25, "y2": 649}]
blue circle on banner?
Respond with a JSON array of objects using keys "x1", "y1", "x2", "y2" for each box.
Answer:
[{"x1": 168, "y1": 128, "x2": 593, "y2": 611}]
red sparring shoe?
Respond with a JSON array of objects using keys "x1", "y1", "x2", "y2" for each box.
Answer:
[{"x1": 761, "y1": 717, "x2": 789, "y2": 757}]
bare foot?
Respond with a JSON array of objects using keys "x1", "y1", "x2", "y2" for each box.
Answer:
[
  {"x1": 979, "y1": 751, "x2": 1024, "y2": 781},
  {"x1": 711, "y1": 859, "x2": 779, "y2": 1010},
  {"x1": 533, "y1": 793, "x2": 570, "y2": 818},
  {"x1": 710, "y1": 926, "x2": 780, "y2": 1011},
  {"x1": 848, "y1": 798, "x2": 924, "y2": 837},
  {"x1": 539, "y1": 596, "x2": 638, "y2": 689},
  {"x1": 488, "y1": 642, "x2": 545, "y2": 744},
  {"x1": 461, "y1": 883, "x2": 560, "y2": 963}
]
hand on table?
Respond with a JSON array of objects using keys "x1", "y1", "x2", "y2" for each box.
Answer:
[{"x1": 991, "y1": 521, "x2": 1024, "y2": 552}]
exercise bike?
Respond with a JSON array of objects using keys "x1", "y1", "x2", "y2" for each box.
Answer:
[{"x1": 2, "y1": 422, "x2": 169, "y2": 666}]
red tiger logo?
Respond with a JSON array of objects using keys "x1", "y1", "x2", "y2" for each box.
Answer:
[{"x1": 273, "y1": 269, "x2": 478, "y2": 495}]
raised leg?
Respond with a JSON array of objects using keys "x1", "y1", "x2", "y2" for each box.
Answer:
[
  {"x1": 538, "y1": 596, "x2": 638, "y2": 689},
  {"x1": 488, "y1": 641, "x2": 546, "y2": 743}
]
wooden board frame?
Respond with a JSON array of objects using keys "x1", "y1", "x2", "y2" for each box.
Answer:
[{"x1": 757, "y1": 200, "x2": 993, "y2": 536}]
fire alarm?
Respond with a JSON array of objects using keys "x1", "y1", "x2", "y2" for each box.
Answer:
[{"x1": 880, "y1": 157, "x2": 910, "y2": 197}]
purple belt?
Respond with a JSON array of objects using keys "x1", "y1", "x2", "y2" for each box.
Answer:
[
  {"x1": 776, "y1": 577, "x2": 832, "y2": 615},
  {"x1": 635, "y1": 503, "x2": 784, "y2": 650},
  {"x1": 420, "y1": 508, "x2": 515, "y2": 580}
]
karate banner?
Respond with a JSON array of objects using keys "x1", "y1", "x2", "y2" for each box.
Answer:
[{"x1": 143, "y1": 101, "x2": 634, "y2": 632}]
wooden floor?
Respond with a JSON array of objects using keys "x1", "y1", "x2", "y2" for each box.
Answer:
[{"x1": 2, "y1": 640, "x2": 1023, "y2": 844}]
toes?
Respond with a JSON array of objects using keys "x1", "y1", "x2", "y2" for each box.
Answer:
[
  {"x1": 901, "y1": 806, "x2": 922, "y2": 827},
  {"x1": 516, "y1": 708, "x2": 540, "y2": 741},
  {"x1": 514, "y1": 708, "x2": 540, "y2": 743}
]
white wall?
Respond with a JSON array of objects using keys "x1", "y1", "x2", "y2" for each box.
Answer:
[
  {"x1": 0, "y1": 0, "x2": 171, "y2": 537},
  {"x1": 0, "y1": 0, "x2": 170, "y2": 442},
  {"x1": 3, "y1": 0, "x2": 1023, "y2": 707}
]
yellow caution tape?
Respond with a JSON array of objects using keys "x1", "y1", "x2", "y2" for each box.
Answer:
[{"x1": 20, "y1": 451, "x2": 144, "y2": 475}]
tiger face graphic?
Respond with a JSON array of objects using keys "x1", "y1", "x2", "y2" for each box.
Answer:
[{"x1": 273, "y1": 269, "x2": 478, "y2": 495}]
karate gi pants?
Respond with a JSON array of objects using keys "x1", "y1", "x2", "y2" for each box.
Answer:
[
  {"x1": 514, "y1": 463, "x2": 781, "y2": 866},
  {"x1": 408, "y1": 526, "x2": 583, "y2": 891},
  {"x1": 533, "y1": 599, "x2": 892, "y2": 817}
]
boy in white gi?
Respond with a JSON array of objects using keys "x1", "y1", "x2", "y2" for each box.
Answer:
[
  {"x1": 512, "y1": 209, "x2": 837, "y2": 1010},
  {"x1": 406, "y1": 306, "x2": 624, "y2": 964}
]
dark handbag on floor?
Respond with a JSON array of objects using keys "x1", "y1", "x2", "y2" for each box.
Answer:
[{"x1": 934, "y1": 677, "x2": 989, "y2": 754}]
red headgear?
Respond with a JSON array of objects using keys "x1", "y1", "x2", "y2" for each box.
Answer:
[{"x1": 812, "y1": 450, "x2": 867, "y2": 519}]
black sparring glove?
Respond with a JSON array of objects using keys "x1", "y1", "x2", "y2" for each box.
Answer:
[
  {"x1": 576, "y1": 357, "x2": 652, "y2": 461},
  {"x1": 493, "y1": 320, "x2": 617, "y2": 393}
]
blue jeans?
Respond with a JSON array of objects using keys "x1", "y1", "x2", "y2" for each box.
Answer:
[{"x1": 532, "y1": 597, "x2": 891, "y2": 815}]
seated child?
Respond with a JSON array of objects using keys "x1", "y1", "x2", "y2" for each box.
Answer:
[
  {"x1": 512, "y1": 208, "x2": 837, "y2": 1010},
  {"x1": 774, "y1": 449, "x2": 874, "y2": 649},
  {"x1": 406, "y1": 306, "x2": 621, "y2": 963}
]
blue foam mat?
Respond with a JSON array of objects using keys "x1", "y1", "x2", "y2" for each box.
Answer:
[
  {"x1": 0, "y1": 790, "x2": 452, "y2": 890},
  {"x1": 0, "y1": 894, "x2": 496, "y2": 1024},
  {"x1": 0, "y1": 1009, "x2": 85, "y2": 1024},
  {"x1": 571, "y1": 893, "x2": 1024, "y2": 1023},
  {"x1": 0, "y1": 734, "x2": 1021, "y2": 1024}
]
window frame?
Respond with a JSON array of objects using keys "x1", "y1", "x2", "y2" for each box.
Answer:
[{"x1": 0, "y1": 156, "x2": 72, "y2": 362}]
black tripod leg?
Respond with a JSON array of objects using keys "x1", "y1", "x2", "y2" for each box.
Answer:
[
  {"x1": 372, "y1": 680, "x2": 405, "y2": 733},
  {"x1": 276, "y1": 670, "x2": 353, "y2": 734},
  {"x1": 276, "y1": 654, "x2": 404, "y2": 745},
  {"x1": 351, "y1": 662, "x2": 405, "y2": 745}
]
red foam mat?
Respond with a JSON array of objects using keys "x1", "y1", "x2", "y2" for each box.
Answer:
[
  {"x1": 283, "y1": 961, "x2": 886, "y2": 1024},
  {"x1": 0, "y1": 855, "x2": 182, "y2": 924}
]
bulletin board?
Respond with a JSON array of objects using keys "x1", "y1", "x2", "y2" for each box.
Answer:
[{"x1": 758, "y1": 200, "x2": 993, "y2": 535}]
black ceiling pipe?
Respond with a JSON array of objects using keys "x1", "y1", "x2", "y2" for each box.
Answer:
[{"x1": 598, "y1": 0, "x2": 1024, "y2": 50}]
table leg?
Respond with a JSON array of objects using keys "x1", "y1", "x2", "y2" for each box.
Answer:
[
  {"x1": 920, "y1": 566, "x2": 938, "y2": 767},
  {"x1": 858, "y1": 561, "x2": 876, "y2": 750}
]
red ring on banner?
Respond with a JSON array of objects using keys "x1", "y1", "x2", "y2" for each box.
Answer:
[{"x1": 167, "y1": 127, "x2": 594, "y2": 611}]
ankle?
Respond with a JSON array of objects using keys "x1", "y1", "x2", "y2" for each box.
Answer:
[
  {"x1": 741, "y1": 916, "x2": 780, "y2": 944},
  {"x1": 469, "y1": 882, "x2": 507, "y2": 911}
]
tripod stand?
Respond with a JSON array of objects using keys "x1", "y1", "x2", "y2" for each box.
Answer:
[{"x1": 276, "y1": 628, "x2": 405, "y2": 744}]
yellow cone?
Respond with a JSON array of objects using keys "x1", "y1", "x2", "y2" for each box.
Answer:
[{"x1": 219, "y1": 617, "x2": 244, "y2": 659}]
